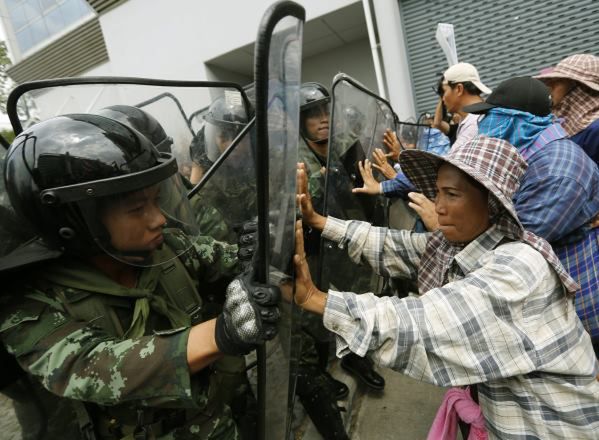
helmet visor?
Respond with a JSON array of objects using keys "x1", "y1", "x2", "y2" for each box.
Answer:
[
  {"x1": 78, "y1": 173, "x2": 200, "y2": 267},
  {"x1": 204, "y1": 121, "x2": 246, "y2": 162}
]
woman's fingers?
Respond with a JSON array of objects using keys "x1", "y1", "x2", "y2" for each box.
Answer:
[
  {"x1": 295, "y1": 219, "x2": 305, "y2": 257},
  {"x1": 296, "y1": 163, "x2": 308, "y2": 195},
  {"x1": 372, "y1": 148, "x2": 386, "y2": 165},
  {"x1": 408, "y1": 192, "x2": 439, "y2": 231}
]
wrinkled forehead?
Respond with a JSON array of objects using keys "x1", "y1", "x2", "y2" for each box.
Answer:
[{"x1": 436, "y1": 163, "x2": 486, "y2": 193}]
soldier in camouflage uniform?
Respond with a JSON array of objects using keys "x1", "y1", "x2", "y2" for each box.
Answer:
[
  {"x1": 291, "y1": 83, "x2": 349, "y2": 440},
  {"x1": 297, "y1": 84, "x2": 385, "y2": 435},
  {"x1": 0, "y1": 114, "x2": 280, "y2": 439},
  {"x1": 187, "y1": 96, "x2": 256, "y2": 244}
]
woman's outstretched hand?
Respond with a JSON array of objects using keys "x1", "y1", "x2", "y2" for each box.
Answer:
[
  {"x1": 371, "y1": 148, "x2": 397, "y2": 180},
  {"x1": 383, "y1": 129, "x2": 401, "y2": 161},
  {"x1": 292, "y1": 219, "x2": 326, "y2": 315},
  {"x1": 352, "y1": 159, "x2": 381, "y2": 195}
]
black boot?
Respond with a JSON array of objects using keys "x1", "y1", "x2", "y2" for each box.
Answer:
[
  {"x1": 322, "y1": 370, "x2": 349, "y2": 400},
  {"x1": 341, "y1": 353, "x2": 385, "y2": 391},
  {"x1": 296, "y1": 367, "x2": 349, "y2": 440}
]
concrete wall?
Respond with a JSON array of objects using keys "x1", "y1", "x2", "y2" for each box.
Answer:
[
  {"x1": 98, "y1": 0, "x2": 356, "y2": 80},
  {"x1": 302, "y1": 38, "x2": 376, "y2": 91}
]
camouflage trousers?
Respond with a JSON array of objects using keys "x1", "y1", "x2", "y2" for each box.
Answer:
[{"x1": 5, "y1": 375, "x2": 239, "y2": 440}]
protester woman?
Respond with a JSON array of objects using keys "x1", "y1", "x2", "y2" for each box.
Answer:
[{"x1": 293, "y1": 136, "x2": 599, "y2": 439}]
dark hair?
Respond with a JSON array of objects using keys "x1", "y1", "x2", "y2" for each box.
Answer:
[
  {"x1": 447, "y1": 81, "x2": 482, "y2": 96},
  {"x1": 435, "y1": 76, "x2": 445, "y2": 96}
]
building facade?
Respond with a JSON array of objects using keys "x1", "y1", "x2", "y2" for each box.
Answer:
[{"x1": 1, "y1": 0, "x2": 598, "y2": 121}]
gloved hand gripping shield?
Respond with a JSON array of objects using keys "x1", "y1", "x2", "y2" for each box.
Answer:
[{"x1": 318, "y1": 74, "x2": 398, "y2": 293}]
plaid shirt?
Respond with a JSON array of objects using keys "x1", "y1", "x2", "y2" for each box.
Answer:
[
  {"x1": 516, "y1": 137, "x2": 599, "y2": 243},
  {"x1": 555, "y1": 84, "x2": 599, "y2": 137},
  {"x1": 571, "y1": 118, "x2": 599, "y2": 165},
  {"x1": 321, "y1": 217, "x2": 599, "y2": 439}
]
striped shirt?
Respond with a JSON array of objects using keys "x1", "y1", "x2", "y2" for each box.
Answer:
[{"x1": 321, "y1": 217, "x2": 599, "y2": 439}]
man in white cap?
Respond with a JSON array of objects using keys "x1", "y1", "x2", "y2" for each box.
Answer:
[{"x1": 440, "y1": 62, "x2": 491, "y2": 149}]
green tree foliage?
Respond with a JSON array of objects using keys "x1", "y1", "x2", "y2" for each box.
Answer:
[
  {"x1": 0, "y1": 129, "x2": 15, "y2": 145},
  {"x1": 0, "y1": 41, "x2": 12, "y2": 114}
]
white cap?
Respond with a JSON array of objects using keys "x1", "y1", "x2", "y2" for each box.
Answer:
[{"x1": 443, "y1": 62, "x2": 492, "y2": 94}]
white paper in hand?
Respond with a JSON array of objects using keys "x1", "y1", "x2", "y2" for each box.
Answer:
[{"x1": 436, "y1": 23, "x2": 458, "y2": 67}]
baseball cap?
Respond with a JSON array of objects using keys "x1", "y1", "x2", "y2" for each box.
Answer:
[
  {"x1": 462, "y1": 76, "x2": 552, "y2": 116},
  {"x1": 443, "y1": 63, "x2": 492, "y2": 94}
]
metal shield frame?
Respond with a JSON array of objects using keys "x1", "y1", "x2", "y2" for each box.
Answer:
[
  {"x1": 254, "y1": 1, "x2": 305, "y2": 438},
  {"x1": 318, "y1": 73, "x2": 399, "y2": 293}
]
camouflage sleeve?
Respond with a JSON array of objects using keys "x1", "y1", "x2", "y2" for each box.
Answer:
[
  {"x1": 0, "y1": 297, "x2": 198, "y2": 408},
  {"x1": 186, "y1": 235, "x2": 241, "y2": 283},
  {"x1": 194, "y1": 204, "x2": 234, "y2": 243},
  {"x1": 308, "y1": 170, "x2": 325, "y2": 208}
]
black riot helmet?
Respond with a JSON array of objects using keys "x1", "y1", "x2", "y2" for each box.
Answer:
[
  {"x1": 342, "y1": 104, "x2": 366, "y2": 138},
  {"x1": 95, "y1": 105, "x2": 174, "y2": 153},
  {"x1": 203, "y1": 92, "x2": 249, "y2": 162},
  {"x1": 300, "y1": 82, "x2": 331, "y2": 144},
  {"x1": 4, "y1": 114, "x2": 201, "y2": 267}
]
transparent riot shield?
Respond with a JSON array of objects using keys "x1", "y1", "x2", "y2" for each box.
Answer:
[
  {"x1": 397, "y1": 119, "x2": 426, "y2": 150},
  {"x1": 319, "y1": 74, "x2": 398, "y2": 294},
  {"x1": 253, "y1": 2, "x2": 304, "y2": 438},
  {"x1": 7, "y1": 78, "x2": 252, "y2": 186}
]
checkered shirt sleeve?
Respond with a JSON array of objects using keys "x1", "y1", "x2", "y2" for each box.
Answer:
[
  {"x1": 321, "y1": 220, "x2": 599, "y2": 438},
  {"x1": 322, "y1": 216, "x2": 429, "y2": 280}
]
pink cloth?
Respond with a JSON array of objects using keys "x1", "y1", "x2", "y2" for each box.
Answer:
[{"x1": 427, "y1": 387, "x2": 488, "y2": 440}]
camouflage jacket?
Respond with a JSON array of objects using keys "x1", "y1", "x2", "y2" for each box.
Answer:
[
  {"x1": 298, "y1": 137, "x2": 327, "y2": 213},
  {"x1": 0, "y1": 231, "x2": 241, "y2": 439}
]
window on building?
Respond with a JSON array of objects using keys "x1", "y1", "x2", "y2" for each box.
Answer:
[{"x1": 7, "y1": 0, "x2": 94, "y2": 55}]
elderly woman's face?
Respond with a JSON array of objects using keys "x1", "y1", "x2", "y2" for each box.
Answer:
[{"x1": 435, "y1": 164, "x2": 490, "y2": 243}]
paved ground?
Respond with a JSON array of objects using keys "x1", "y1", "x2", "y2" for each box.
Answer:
[
  {"x1": 0, "y1": 393, "x2": 22, "y2": 440},
  {"x1": 298, "y1": 358, "x2": 448, "y2": 440}
]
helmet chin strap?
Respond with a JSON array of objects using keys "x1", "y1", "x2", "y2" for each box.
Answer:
[
  {"x1": 95, "y1": 237, "x2": 158, "y2": 266},
  {"x1": 118, "y1": 248, "x2": 157, "y2": 266},
  {"x1": 301, "y1": 130, "x2": 328, "y2": 145}
]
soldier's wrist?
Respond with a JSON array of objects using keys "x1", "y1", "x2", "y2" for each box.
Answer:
[{"x1": 214, "y1": 314, "x2": 253, "y2": 356}]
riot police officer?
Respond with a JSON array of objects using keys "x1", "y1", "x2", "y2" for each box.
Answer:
[
  {"x1": 0, "y1": 114, "x2": 279, "y2": 439},
  {"x1": 299, "y1": 82, "x2": 330, "y2": 212},
  {"x1": 188, "y1": 95, "x2": 256, "y2": 243},
  {"x1": 203, "y1": 94, "x2": 248, "y2": 163},
  {"x1": 298, "y1": 82, "x2": 385, "y2": 421}
]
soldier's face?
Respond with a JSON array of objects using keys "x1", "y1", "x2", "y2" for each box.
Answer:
[
  {"x1": 101, "y1": 185, "x2": 167, "y2": 253},
  {"x1": 304, "y1": 105, "x2": 329, "y2": 141},
  {"x1": 216, "y1": 131, "x2": 233, "y2": 153}
]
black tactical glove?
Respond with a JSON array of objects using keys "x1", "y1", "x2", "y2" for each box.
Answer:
[
  {"x1": 215, "y1": 271, "x2": 280, "y2": 356},
  {"x1": 215, "y1": 219, "x2": 280, "y2": 356},
  {"x1": 237, "y1": 220, "x2": 258, "y2": 271}
]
